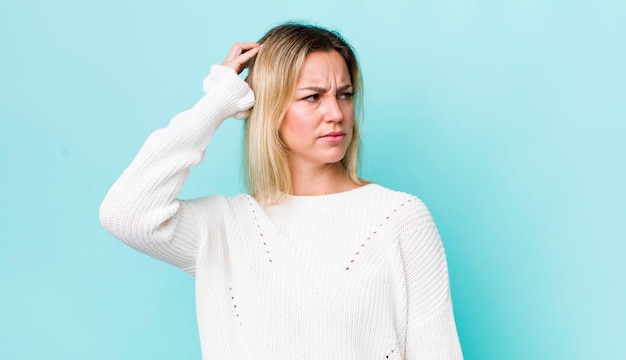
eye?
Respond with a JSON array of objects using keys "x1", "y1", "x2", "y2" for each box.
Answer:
[
  {"x1": 338, "y1": 92, "x2": 354, "y2": 100},
  {"x1": 302, "y1": 94, "x2": 320, "y2": 102}
]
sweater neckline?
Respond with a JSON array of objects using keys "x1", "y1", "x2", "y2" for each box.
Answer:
[{"x1": 270, "y1": 183, "x2": 380, "y2": 213}]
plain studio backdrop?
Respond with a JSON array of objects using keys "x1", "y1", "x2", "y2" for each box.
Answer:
[{"x1": 1, "y1": 1, "x2": 624, "y2": 359}]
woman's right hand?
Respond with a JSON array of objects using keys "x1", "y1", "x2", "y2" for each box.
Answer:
[{"x1": 222, "y1": 42, "x2": 261, "y2": 75}]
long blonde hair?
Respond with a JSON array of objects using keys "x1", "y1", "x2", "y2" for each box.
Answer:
[{"x1": 244, "y1": 22, "x2": 364, "y2": 205}]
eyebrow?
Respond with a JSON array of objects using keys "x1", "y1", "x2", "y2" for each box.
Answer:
[{"x1": 297, "y1": 84, "x2": 353, "y2": 92}]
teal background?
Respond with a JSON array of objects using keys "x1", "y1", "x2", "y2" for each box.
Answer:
[{"x1": 1, "y1": 0, "x2": 624, "y2": 359}]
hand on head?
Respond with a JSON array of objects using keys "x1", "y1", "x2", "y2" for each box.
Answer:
[{"x1": 222, "y1": 42, "x2": 261, "y2": 75}]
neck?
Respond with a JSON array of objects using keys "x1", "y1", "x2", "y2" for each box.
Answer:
[{"x1": 289, "y1": 162, "x2": 360, "y2": 196}]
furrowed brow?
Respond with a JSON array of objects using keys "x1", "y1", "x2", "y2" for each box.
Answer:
[
  {"x1": 297, "y1": 86, "x2": 327, "y2": 92},
  {"x1": 297, "y1": 84, "x2": 353, "y2": 92}
]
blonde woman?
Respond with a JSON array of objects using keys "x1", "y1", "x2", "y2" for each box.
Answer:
[{"x1": 100, "y1": 22, "x2": 463, "y2": 359}]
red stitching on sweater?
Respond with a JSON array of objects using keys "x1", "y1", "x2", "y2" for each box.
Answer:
[
  {"x1": 385, "y1": 349, "x2": 396, "y2": 359},
  {"x1": 229, "y1": 287, "x2": 243, "y2": 326},
  {"x1": 245, "y1": 195, "x2": 273, "y2": 263},
  {"x1": 384, "y1": 348, "x2": 396, "y2": 358},
  {"x1": 344, "y1": 199, "x2": 412, "y2": 271}
]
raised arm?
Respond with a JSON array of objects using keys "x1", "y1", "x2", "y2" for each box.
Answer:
[{"x1": 99, "y1": 44, "x2": 260, "y2": 274}]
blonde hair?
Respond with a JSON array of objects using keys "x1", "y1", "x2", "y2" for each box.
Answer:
[{"x1": 244, "y1": 22, "x2": 364, "y2": 205}]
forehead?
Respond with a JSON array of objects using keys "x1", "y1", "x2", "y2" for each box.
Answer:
[{"x1": 296, "y1": 50, "x2": 351, "y2": 85}]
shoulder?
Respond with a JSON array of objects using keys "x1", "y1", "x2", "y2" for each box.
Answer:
[
  {"x1": 363, "y1": 183, "x2": 433, "y2": 221},
  {"x1": 181, "y1": 193, "x2": 258, "y2": 211},
  {"x1": 359, "y1": 184, "x2": 441, "y2": 248},
  {"x1": 179, "y1": 194, "x2": 251, "y2": 220}
]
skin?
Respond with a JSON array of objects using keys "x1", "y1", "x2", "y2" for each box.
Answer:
[{"x1": 223, "y1": 43, "x2": 361, "y2": 196}]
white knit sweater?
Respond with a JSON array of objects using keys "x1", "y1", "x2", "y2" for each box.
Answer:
[{"x1": 100, "y1": 65, "x2": 463, "y2": 359}]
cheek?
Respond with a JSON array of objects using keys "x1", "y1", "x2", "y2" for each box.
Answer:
[
  {"x1": 343, "y1": 106, "x2": 356, "y2": 128},
  {"x1": 281, "y1": 109, "x2": 315, "y2": 142}
]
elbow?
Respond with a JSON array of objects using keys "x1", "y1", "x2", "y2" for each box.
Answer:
[
  {"x1": 99, "y1": 188, "x2": 143, "y2": 242},
  {"x1": 99, "y1": 193, "x2": 126, "y2": 239},
  {"x1": 99, "y1": 190, "x2": 179, "y2": 247}
]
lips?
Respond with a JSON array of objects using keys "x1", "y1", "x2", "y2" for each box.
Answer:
[
  {"x1": 319, "y1": 131, "x2": 347, "y2": 142},
  {"x1": 320, "y1": 131, "x2": 346, "y2": 138},
  {"x1": 320, "y1": 131, "x2": 346, "y2": 142}
]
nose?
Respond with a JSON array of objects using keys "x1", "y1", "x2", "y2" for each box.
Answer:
[{"x1": 324, "y1": 97, "x2": 344, "y2": 123}]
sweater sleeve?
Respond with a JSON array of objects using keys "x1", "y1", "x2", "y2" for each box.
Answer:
[
  {"x1": 398, "y1": 199, "x2": 464, "y2": 359},
  {"x1": 99, "y1": 65, "x2": 254, "y2": 275}
]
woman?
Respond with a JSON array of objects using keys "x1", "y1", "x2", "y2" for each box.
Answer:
[{"x1": 100, "y1": 22, "x2": 463, "y2": 359}]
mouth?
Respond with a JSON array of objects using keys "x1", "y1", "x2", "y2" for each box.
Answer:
[{"x1": 319, "y1": 131, "x2": 347, "y2": 142}]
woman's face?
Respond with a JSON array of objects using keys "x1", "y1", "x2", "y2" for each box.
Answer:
[{"x1": 280, "y1": 50, "x2": 355, "y2": 171}]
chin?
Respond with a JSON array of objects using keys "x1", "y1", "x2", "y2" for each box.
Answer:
[{"x1": 323, "y1": 153, "x2": 348, "y2": 165}]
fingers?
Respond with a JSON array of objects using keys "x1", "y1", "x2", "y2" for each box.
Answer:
[
  {"x1": 225, "y1": 42, "x2": 259, "y2": 59},
  {"x1": 223, "y1": 42, "x2": 261, "y2": 75},
  {"x1": 239, "y1": 45, "x2": 260, "y2": 64}
]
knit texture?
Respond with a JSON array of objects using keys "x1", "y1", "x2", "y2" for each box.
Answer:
[{"x1": 100, "y1": 65, "x2": 463, "y2": 359}]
